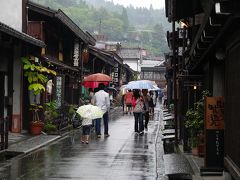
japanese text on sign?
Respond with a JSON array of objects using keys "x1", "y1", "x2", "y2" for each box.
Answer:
[{"x1": 205, "y1": 97, "x2": 224, "y2": 130}]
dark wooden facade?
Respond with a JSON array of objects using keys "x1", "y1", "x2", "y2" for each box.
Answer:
[
  {"x1": 0, "y1": 20, "x2": 44, "y2": 146},
  {"x1": 25, "y1": 2, "x2": 95, "y2": 130},
  {"x1": 165, "y1": 0, "x2": 240, "y2": 178},
  {"x1": 141, "y1": 66, "x2": 166, "y2": 88}
]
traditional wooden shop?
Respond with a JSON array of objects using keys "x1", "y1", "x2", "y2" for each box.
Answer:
[{"x1": 24, "y1": 1, "x2": 95, "y2": 132}]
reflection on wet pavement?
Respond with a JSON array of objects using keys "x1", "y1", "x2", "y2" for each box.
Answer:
[{"x1": 0, "y1": 109, "x2": 160, "y2": 180}]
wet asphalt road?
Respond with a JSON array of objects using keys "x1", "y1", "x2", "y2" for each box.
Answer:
[{"x1": 0, "y1": 107, "x2": 163, "y2": 180}]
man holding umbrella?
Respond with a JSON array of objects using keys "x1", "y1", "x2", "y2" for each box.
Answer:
[{"x1": 93, "y1": 83, "x2": 111, "y2": 138}]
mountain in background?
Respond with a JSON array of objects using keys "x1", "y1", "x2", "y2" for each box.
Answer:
[{"x1": 32, "y1": 0, "x2": 170, "y2": 57}]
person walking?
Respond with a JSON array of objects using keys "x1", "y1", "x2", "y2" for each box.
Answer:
[
  {"x1": 124, "y1": 89, "x2": 133, "y2": 114},
  {"x1": 81, "y1": 117, "x2": 93, "y2": 144},
  {"x1": 93, "y1": 83, "x2": 110, "y2": 138},
  {"x1": 121, "y1": 93, "x2": 125, "y2": 114},
  {"x1": 89, "y1": 88, "x2": 94, "y2": 104},
  {"x1": 142, "y1": 89, "x2": 152, "y2": 131},
  {"x1": 132, "y1": 90, "x2": 144, "y2": 135}
]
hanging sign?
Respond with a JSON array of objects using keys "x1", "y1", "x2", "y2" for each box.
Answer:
[
  {"x1": 114, "y1": 64, "x2": 119, "y2": 83},
  {"x1": 204, "y1": 96, "x2": 224, "y2": 169},
  {"x1": 55, "y1": 76, "x2": 63, "y2": 107},
  {"x1": 73, "y1": 39, "x2": 80, "y2": 67}
]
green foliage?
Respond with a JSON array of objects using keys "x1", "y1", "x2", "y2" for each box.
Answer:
[
  {"x1": 22, "y1": 57, "x2": 56, "y2": 95},
  {"x1": 185, "y1": 90, "x2": 211, "y2": 147},
  {"x1": 44, "y1": 101, "x2": 59, "y2": 120},
  {"x1": 169, "y1": 103, "x2": 174, "y2": 112},
  {"x1": 44, "y1": 123, "x2": 57, "y2": 132},
  {"x1": 43, "y1": 100, "x2": 59, "y2": 132},
  {"x1": 30, "y1": 0, "x2": 169, "y2": 56}
]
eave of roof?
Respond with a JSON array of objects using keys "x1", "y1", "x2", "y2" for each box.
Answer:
[
  {"x1": 89, "y1": 47, "x2": 115, "y2": 66},
  {"x1": 42, "y1": 55, "x2": 79, "y2": 72},
  {"x1": 0, "y1": 21, "x2": 45, "y2": 47},
  {"x1": 165, "y1": 0, "x2": 203, "y2": 22},
  {"x1": 27, "y1": 1, "x2": 95, "y2": 46}
]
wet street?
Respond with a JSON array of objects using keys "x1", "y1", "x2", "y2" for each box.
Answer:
[{"x1": 0, "y1": 106, "x2": 164, "y2": 180}]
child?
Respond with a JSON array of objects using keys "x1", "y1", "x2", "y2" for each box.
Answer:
[{"x1": 81, "y1": 117, "x2": 93, "y2": 144}]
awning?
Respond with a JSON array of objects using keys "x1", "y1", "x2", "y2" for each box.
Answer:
[
  {"x1": 0, "y1": 21, "x2": 45, "y2": 47},
  {"x1": 42, "y1": 55, "x2": 79, "y2": 72}
]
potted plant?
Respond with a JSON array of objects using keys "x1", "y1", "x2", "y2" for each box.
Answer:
[
  {"x1": 22, "y1": 57, "x2": 56, "y2": 135},
  {"x1": 185, "y1": 90, "x2": 210, "y2": 155},
  {"x1": 185, "y1": 108, "x2": 203, "y2": 155},
  {"x1": 43, "y1": 101, "x2": 59, "y2": 134}
]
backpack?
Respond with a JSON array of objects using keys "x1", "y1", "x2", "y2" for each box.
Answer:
[{"x1": 133, "y1": 99, "x2": 143, "y2": 113}]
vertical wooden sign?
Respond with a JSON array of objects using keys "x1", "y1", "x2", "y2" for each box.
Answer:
[{"x1": 204, "y1": 96, "x2": 224, "y2": 169}]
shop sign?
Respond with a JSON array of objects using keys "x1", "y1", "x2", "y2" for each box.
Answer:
[
  {"x1": 56, "y1": 76, "x2": 62, "y2": 107},
  {"x1": 73, "y1": 39, "x2": 79, "y2": 67},
  {"x1": 204, "y1": 96, "x2": 224, "y2": 168}
]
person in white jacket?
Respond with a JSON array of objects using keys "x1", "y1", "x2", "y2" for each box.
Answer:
[{"x1": 93, "y1": 83, "x2": 110, "y2": 138}]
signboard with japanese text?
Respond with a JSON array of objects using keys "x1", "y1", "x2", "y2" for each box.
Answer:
[
  {"x1": 114, "y1": 64, "x2": 119, "y2": 84},
  {"x1": 205, "y1": 97, "x2": 224, "y2": 130},
  {"x1": 55, "y1": 76, "x2": 64, "y2": 108},
  {"x1": 204, "y1": 97, "x2": 224, "y2": 168},
  {"x1": 73, "y1": 39, "x2": 79, "y2": 67}
]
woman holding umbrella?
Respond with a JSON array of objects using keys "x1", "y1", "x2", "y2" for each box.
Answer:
[{"x1": 132, "y1": 90, "x2": 144, "y2": 135}]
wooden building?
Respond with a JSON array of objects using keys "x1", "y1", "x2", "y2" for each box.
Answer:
[
  {"x1": 165, "y1": 0, "x2": 240, "y2": 178},
  {"x1": 0, "y1": 0, "x2": 45, "y2": 143},
  {"x1": 25, "y1": 1, "x2": 95, "y2": 130},
  {"x1": 0, "y1": 20, "x2": 44, "y2": 147}
]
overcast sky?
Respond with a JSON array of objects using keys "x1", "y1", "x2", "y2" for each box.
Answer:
[{"x1": 106, "y1": 0, "x2": 165, "y2": 9}]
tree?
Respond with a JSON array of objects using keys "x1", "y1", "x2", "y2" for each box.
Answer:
[{"x1": 121, "y1": 8, "x2": 129, "y2": 32}]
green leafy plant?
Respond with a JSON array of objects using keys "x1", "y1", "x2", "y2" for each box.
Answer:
[
  {"x1": 44, "y1": 123, "x2": 57, "y2": 132},
  {"x1": 43, "y1": 101, "x2": 59, "y2": 132},
  {"x1": 185, "y1": 90, "x2": 210, "y2": 147},
  {"x1": 22, "y1": 57, "x2": 57, "y2": 127},
  {"x1": 169, "y1": 103, "x2": 174, "y2": 112},
  {"x1": 22, "y1": 57, "x2": 56, "y2": 95}
]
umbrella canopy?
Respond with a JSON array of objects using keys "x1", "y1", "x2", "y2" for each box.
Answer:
[
  {"x1": 83, "y1": 81, "x2": 109, "y2": 89},
  {"x1": 149, "y1": 85, "x2": 161, "y2": 91},
  {"x1": 126, "y1": 80, "x2": 155, "y2": 89},
  {"x1": 76, "y1": 104, "x2": 103, "y2": 119},
  {"x1": 83, "y1": 73, "x2": 112, "y2": 82}
]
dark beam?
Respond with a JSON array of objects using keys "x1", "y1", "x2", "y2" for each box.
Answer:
[{"x1": 189, "y1": 1, "x2": 215, "y2": 56}]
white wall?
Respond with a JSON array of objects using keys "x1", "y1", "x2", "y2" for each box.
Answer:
[
  {"x1": 124, "y1": 60, "x2": 140, "y2": 72},
  {"x1": 0, "y1": 0, "x2": 22, "y2": 31}
]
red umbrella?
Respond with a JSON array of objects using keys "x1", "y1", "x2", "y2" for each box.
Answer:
[
  {"x1": 83, "y1": 73, "x2": 112, "y2": 82},
  {"x1": 83, "y1": 81, "x2": 109, "y2": 89},
  {"x1": 83, "y1": 73, "x2": 112, "y2": 89}
]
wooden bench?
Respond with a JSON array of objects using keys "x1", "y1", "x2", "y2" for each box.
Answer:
[
  {"x1": 162, "y1": 129, "x2": 175, "y2": 136},
  {"x1": 163, "y1": 116, "x2": 174, "y2": 121},
  {"x1": 163, "y1": 121, "x2": 175, "y2": 129},
  {"x1": 163, "y1": 153, "x2": 193, "y2": 179},
  {"x1": 162, "y1": 134, "x2": 175, "y2": 153}
]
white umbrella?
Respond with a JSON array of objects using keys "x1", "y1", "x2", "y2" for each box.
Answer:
[
  {"x1": 126, "y1": 80, "x2": 155, "y2": 89},
  {"x1": 149, "y1": 85, "x2": 160, "y2": 91},
  {"x1": 76, "y1": 104, "x2": 103, "y2": 119}
]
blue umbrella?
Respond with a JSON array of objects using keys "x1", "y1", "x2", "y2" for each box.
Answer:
[{"x1": 126, "y1": 80, "x2": 155, "y2": 89}]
